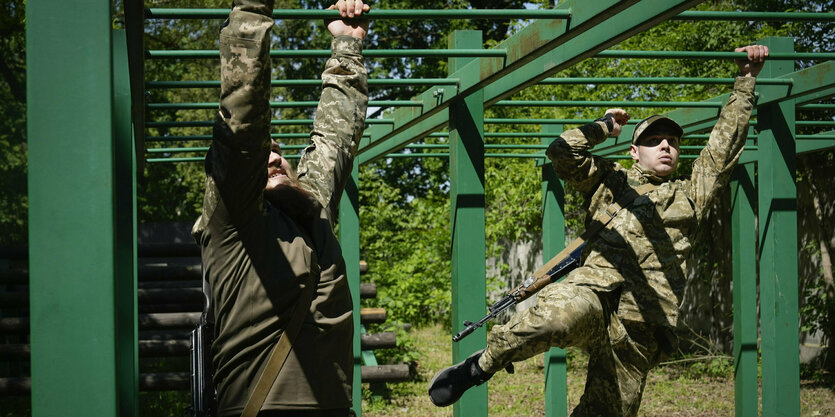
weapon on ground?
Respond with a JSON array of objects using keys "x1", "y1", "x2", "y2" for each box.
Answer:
[{"x1": 452, "y1": 243, "x2": 586, "y2": 342}]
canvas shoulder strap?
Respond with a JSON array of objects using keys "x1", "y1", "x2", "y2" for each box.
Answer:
[
  {"x1": 240, "y1": 279, "x2": 316, "y2": 417},
  {"x1": 530, "y1": 182, "x2": 658, "y2": 279}
]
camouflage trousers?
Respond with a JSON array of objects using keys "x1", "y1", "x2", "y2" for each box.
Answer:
[{"x1": 478, "y1": 282, "x2": 665, "y2": 417}]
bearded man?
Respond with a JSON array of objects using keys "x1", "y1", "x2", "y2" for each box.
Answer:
[{"x1": 192, "y1": 1, "x2": 370, "y2": 415}]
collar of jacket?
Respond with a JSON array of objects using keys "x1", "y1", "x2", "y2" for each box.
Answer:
[{"x1": 632, "y1": 162, "x2": 669, "y2": 185}]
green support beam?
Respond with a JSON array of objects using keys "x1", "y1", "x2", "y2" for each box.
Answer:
[
  {"x1": 540, "y1": 124, "x2": 568, "y2": 417},
  {"x1": 358, "y1": 0, "x2": 703, "y2": 163},
  {"x1": 339, "y1": 165, "x2": 363, "y2": 416},
  {"x1": 113, "y1": 29, "x2": 139, "y2": 417},
  {"x1": 731, "y1": 163, "x2": 758, "y2": 417},
  {"x1": 756, "y1": 37, "x2": 800, "y2": 417},
  {"x1": 27, "y1": 1, "x2": 136, "y2": 416},
  {"x1": 448, "y1": 30, "x2": 488, "y2": 417}
]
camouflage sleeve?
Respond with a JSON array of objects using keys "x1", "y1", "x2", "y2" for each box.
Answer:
[
  {"x1": 545, "y1": 119, "x2": 616, "y2": 195},
  {"x1": 687, "y1": 76, "x2": 757, "y2": 221},
  {"x1": 296, "y1": 36, "x2": 368, "y2": 224},
  {"x1": 197, "y1": 1, "x2": 274, "y2": 229}
]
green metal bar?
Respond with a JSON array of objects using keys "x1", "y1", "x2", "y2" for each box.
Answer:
[
  {"x1": 448, "y1": 30, "x2": 488, "y2": 417},
  {"x1": 146, "y1": 76, "x2": 795, "y2": 89},
  {"x1": 675, "y1": 10, "x2": 835, "y2": 21},
  {"x1": 797, "y1": 134, "x2": 835, "y2": 139},
  {"x1": 113, "y1": 29, "x2": 139, "y2": 417},
  {"x1": 797, "y1": 121, "x2": 835, "y2": 127},
  {"x1": 146, "y1": 8, "x2": 573, "y2": 20},
  {"x1": 731, "y1": 163, "x2": 758, "y2": 417},
  {"x1": 484, "y1": 133, "x2": 558, "y2": 138},
  {"x1": 757, "y1": 37, "x2": 800, "y2": 417},
  {"x1": 150, "y1": 49, "x2": 833, "y2": 60},
  {"x1": 147, "y1": 100, "x2": 419, "y2": 109},
  {"x1": 146, "y1": 78, "x2": 459, "y2": 88},
  {"x1": 28, "y1": 0, "x2": 123, "y2": 415},
  {"x1": 595, "y1": 50, "x2": 834, "y2": 60},
  {"x1": 148, "y1": 49, "x2": 507, "y2": 59},
  {"x1": 145, "y1": 8, "x2": 834, "y2": 22},
  {"x1": 338, "y1": 165, "x2": 362, "y2": 417},
  {"x1": 485, "y1": 118, "x2": 596, "y2": 124},
  {"x1": 493, "y1": 100, "x2": 722, "y2": 108},
  {"x1": 146, "y1": 118, "x2": 392, "y2": 130},
  {"x1": 384, "y1": 152, "x2": 450, "y2": 158},
  {"x1": 541, "y1": 124, "x2": 568, "y2": 417},
  {"x1": 538, "y1": 77, "x2": 792, "y2": 85},
  {"x1": 799, "y1": 103, "x2": 835, "y2": 110}
]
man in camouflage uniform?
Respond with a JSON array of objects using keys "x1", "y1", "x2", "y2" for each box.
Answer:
[
  {"x1": 192, "y1": 0, "x2": 369, "y2": 415},
  {"x1": 429, "y1": 45, "x2": 769, "y2": 416}
]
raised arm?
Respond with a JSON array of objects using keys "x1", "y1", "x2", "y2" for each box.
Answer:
[
  {"x1": 198, "y1": 0, "x2": 275, "y2": 228},
  {"x1": 296, "y1": 0, "x2": 370, "y2": 223},
  {"x1": 545, "y1": 109, "x2": 628, "y2": 195},
  {"x1": 687, "y1": 45, "x2": 768, "y2": 221}
]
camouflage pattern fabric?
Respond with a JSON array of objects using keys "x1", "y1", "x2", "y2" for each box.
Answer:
[
  {"x1": 479, "y1": 77, "x2": 757, "y2": 416},
  {"x1": 191, "y1": 1, "x2": 368, "y2": 415}
]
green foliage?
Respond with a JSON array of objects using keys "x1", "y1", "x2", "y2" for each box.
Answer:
[{"x1": 0, "y1": 0, "x2": 27, "y2": 246}]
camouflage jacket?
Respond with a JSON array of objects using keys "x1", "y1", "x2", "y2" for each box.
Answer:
[
  {"x1": 191, "y1": 2, "x2": 368, "y2": 414},
  {"x1": 546, "y1": 77, "x2": 756, "y2": 328}
]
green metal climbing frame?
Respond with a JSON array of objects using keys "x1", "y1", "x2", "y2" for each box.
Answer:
[{"x1": 22, "y1": 1, "x2": 835, "y2": 416}]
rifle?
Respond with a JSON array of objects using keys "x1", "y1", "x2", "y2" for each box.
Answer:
[
  {"x1": 453, "y1": 243, "x2": 586, "y2": 342},
  {"x1": 188, "y1": 272, "x2": 217, "y2": 417},
  {"x1": 452, "y1": 182, "x2": 659, "y2": 343}
]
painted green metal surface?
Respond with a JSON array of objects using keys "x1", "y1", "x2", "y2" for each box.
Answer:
[
  {"x1": 540, "y1": 124, "x2": 568, "y2": 417},
  {"x1": 113, "y1": 29, "x2": 139, "y2": 417},
  {"x1": 731, "y1": 163, "x2": 758, "y2": 417},
  {"x1": 339, "y1": 165, "x2": 363, "y2": 416},
  {"x1": 146, "y1": 8, "x2": 572, "y2": 20},
  {"x1": 448, "y1": 30, "x2": 488, "y2": 417},
  {"x1": 148, "y1": 48, "x2": 508, "y2": 59},
  {"x1": 27, "y1": 0, "x2": 122, "y2": 415},
  {"x1": 756, "y1": 37, "x2": 800, "y2": 417},
  {"x1": 359, "y1": 0, "x2": 703, "y2": 163}
]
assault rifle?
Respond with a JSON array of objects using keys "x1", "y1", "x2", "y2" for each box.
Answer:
[
  {"x1": 453, "y1": 243, "x2": 585, "y2": 342},
  {"x1": 188, "y1": 318, "x2": 216, "y2": 417},
  {"x1": 188, "y1": 272, "x2": 217, "y2": 417}
]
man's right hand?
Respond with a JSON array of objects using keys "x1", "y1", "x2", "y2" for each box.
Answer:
[
  {"x1": 735, "y1": 45, "x2": 769, "y2": 78},
  {"x1": 604, "y1": 108, "x2": 630, "y2": 137},
  {"x1": 326, "y1": 0, "x2": 370, "y2": 40}
]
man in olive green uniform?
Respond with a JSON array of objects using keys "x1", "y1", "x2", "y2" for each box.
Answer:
[
  {"x1": 429, "y1": 45, "x2": 769, "y2": 416},
  {"x1": 192, "y1": 1, "x2": 369, "y2": 415}
]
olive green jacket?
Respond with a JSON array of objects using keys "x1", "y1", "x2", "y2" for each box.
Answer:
[
  {"x1": 191, "y1": 3, "x2": 367, "y2": 414},
  {"x1": 546, "y1": 77, "x2": 756, "y2": 328}
]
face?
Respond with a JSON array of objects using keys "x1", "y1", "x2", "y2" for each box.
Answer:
[
  {"x1": 630, "y1": 133, "x2": 680, "y2": 177},
  {"x1": 266, "y1": 140, "x2": 298, "y2": 191}
]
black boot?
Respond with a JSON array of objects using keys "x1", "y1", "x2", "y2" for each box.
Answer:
[{"x1": 428, "y1": 349, "x2": 493, "y2": 407}]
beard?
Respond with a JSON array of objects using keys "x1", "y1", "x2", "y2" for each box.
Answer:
[{"x1": 264, "y1": 181, "x2": 321, "y2": 226}]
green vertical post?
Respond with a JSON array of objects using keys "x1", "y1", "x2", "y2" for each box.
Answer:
[
  {"x1": 27, "y1": 0, "x2": 126, "y2": 415},
  {"x1": 540, "y1": 124, "x2": 568, "y2": 417},
  {"x1": 339, "y1": 165, "x2": 363, "y2": 416},
  {"x1": 113, "y1": 29, "x2": 139, "y2": 417},
  {"x1": 731, "y1": 162, "x2": 757, "y2": 417},
  {"x1": 756, "y1": 37, "x2": 800, "y2": 417},
  {"x1": 448, "y1": 29, "x2": 488, "y2": 417}
]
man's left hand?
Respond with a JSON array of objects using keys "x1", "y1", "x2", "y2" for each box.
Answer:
[
  {"x1": 735, "y1": 45, "x2": 769, "y2": 78},
  {"x1": 327, "y1": 0, "x2": 370, "y2": 39}
]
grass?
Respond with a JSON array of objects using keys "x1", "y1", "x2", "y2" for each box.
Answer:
[{"x1": 361, "y1": 324, "x2": 835, "y2": 417}]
